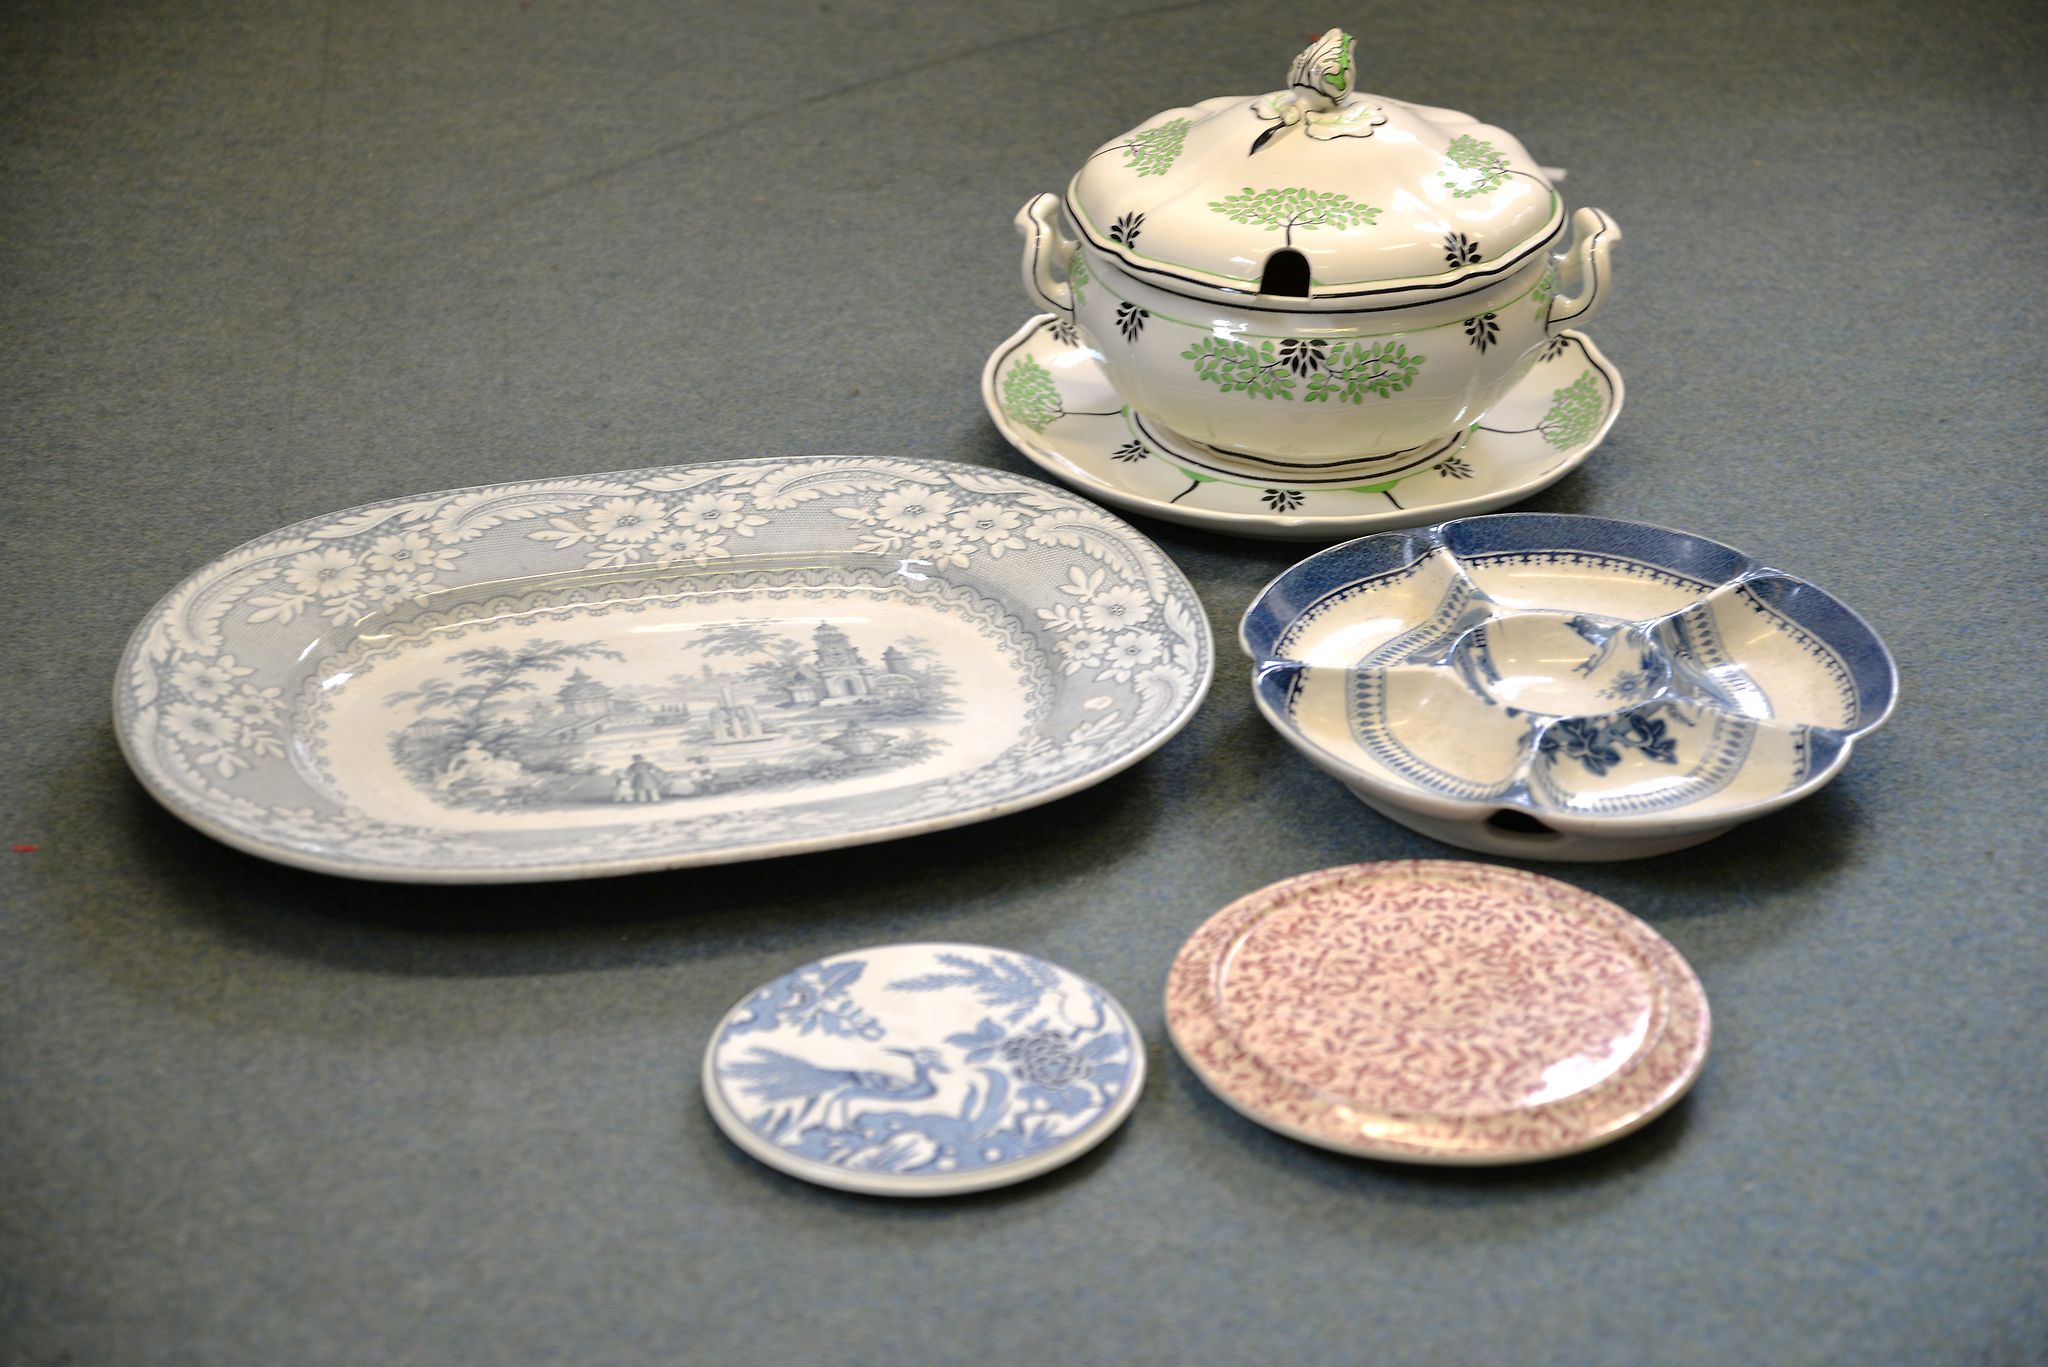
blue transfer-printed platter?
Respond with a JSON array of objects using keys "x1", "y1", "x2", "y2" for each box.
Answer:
[
  {"x1": 983, "y1": 316, "x2": 1622, "y2": 540},
  {"x1": 1242, "y1": 515, "x2": 1898, "y2": 860},
  {"x1": 703, "y1": 944, "x2": 1145, "y2": 1196},
  {"x1": 113, "y1": 457, "x2": 1213, "y2": 882}
]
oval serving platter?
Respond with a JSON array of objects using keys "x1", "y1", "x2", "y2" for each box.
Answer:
[{"x1": 115, "y1": 457, "x2": 1214, "y2": 882}]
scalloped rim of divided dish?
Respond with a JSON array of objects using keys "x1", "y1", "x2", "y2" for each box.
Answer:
[
  {"x1": 1165, "y1": 862, "x2": 1710, "y2": 1165},
  {"x1": 702, "y1": 942, "x2": 1147, "y2": 1196},
  {"x1": 1239, "y1": 513, "x2": 1899, "y2": 837},
  {"x1": 113, "y1": 456, "x2": 1216, "y2": 882}
]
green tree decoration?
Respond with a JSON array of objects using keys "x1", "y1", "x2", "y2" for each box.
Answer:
[
  {"x1": 1303, "y1": 341, "x2": 1424, "y2": 403},
  {"x1": 1530, "y1": 266, "x2": 1558, "y2": 319},
  {"x1": 1181, "y1": 337, "x2": 1298, "y2": 399},
  {"x1": 1118, "y1": 117, "x2": 1192, "y2": 177},
  {"x1": 1539, "y1": 372, "x2": 1604, "y2": 449},
  {"x1": 1208, "y1": 187, "x2": 1381, "y2": 246},
  {"x1": 1002, "y1": 356, "x2": 1065, "y2": 431},
  {"x1": 1442, "y1": 135, "x2": 1510, "y2": 197},
  {"x1": 1067, "y1": 249, "x2": 1089, "y2": 308}
]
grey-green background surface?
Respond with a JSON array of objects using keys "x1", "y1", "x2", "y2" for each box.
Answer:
[{"x1": 4, "y1": 1, "x2": 2044, "y2": 1363}]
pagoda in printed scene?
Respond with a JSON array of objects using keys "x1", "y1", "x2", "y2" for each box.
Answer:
[
  {"x1": 550, "y1": 669, "x2": 648, "y2": 739},
  {"x1": 558, "y1": 669, "x2": 611, "y2": 716},
  {"x1": 554, "y1": 669, "x2": 617, "y2": 739},
  {"x1": 781, "y1": 622, "x2": 921, "y2": 705},
  {"x1": 814, "y1": 624, "x2": 872, "y2": 697}
]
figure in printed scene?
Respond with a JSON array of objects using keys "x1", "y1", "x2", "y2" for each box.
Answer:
[{"x1": 623, "y1": 753, "x2": 668, "y2": 803}]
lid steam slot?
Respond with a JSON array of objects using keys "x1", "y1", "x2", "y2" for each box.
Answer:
[{"x1": 1260, "y1": 249, "x2": 1311, "y2": 298}]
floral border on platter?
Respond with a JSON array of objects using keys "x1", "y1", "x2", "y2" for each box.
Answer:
[{"x1": 116, "y1": 457, "x2": 1213, "y2": 877}]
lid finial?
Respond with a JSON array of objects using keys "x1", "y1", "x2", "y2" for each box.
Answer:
[{"x1": 1287, "y1": 29, "x2": 1356, "y2": 110}]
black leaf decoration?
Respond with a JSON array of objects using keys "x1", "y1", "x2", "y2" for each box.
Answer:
[{"x1": 1278, "y1": 338, "x2": 1328, "y2": 377}]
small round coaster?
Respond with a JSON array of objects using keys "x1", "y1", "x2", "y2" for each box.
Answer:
[
  {"x1": 1166, "y1": 861, "x2": 1709, "y2": 1165},
  {"x1": 704, "y1": 943, "x2": 1145, "y2": 1196}
]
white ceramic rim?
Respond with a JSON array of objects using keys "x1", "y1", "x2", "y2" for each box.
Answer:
[{"x1": 982, "y1": 316, "x2": 1622, "y2": 540}]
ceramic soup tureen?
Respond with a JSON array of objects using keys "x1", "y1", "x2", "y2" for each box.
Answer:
[{"x1": 1015, "y1": 28, "x2": 1619, "y2": 466}]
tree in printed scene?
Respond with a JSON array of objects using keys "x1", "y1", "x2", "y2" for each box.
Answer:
[
  {"x1": 679, "y1": 624, "x2": 810, "y2": 694},
  {"x1": 884, "y1": 635, "x2": 959, "y2": 713},
  {"x1": 387, "y1": 639, "x2": 624, "y2": 777}
]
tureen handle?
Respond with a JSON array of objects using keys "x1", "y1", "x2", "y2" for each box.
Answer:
[
  {"x1": 1544, "y1": 207, "x2": 1622, "y2": 336},
  {"x1": 1015, "y1": 193, "x2": 1079, "y2": 322}
]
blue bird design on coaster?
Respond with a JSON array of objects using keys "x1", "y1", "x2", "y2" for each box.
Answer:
[
  {"x1": 704, "y1": 944, "x2": 1145, "y2": 1195},
  {"x1": 725, "y1": 1045, "x2": 947, "y2": 1135}
]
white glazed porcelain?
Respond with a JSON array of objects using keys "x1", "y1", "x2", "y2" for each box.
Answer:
[
  {"x1": 705, "y1": 943, "x2": 1145, "y2": 1196},
  {"x1": 986, "y1": 317, "x2": 1621, "y2": 539},
  {"x1": 1240, "y1": 516, "x2": 1899, "y2": 860},
  {"x1": 1014, "y1": 28, "x2": 1619, "y2": 466},
  {"x1": 114, "y1": 457, "x2": 1213, "y2": 882}
]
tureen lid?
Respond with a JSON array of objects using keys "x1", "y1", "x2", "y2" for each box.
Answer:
[{"x1": 1068, "y1": 29, "x2": 1565, "y2": 306}]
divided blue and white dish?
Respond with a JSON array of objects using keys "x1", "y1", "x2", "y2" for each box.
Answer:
[
  {"x1": 114, "y1": 456, "x2": 1213, "y2": 882},
  {"x1": 1242, "y1": 515, "x2": 1897, "y2": 860},
  {"x1": 704, "y1": 944, "x2": 1144, "y2": 1196}
]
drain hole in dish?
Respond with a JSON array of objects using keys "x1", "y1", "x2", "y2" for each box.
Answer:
[
  {"x1": 1260, "y1": 249, "x2": 1311, "y2": 297},
  {"x1": 1485, "y1": 809, "x2": 1558, "y2": 837}
]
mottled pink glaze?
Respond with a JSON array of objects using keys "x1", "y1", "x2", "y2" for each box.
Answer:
[{"x1": 1167, "y1": 861, "x2": 1709, "y2": 1164}]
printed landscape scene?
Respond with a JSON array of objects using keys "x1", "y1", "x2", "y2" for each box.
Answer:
[{"x1": 380, "y1": 621, "x2": 963, "y2": 813}]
